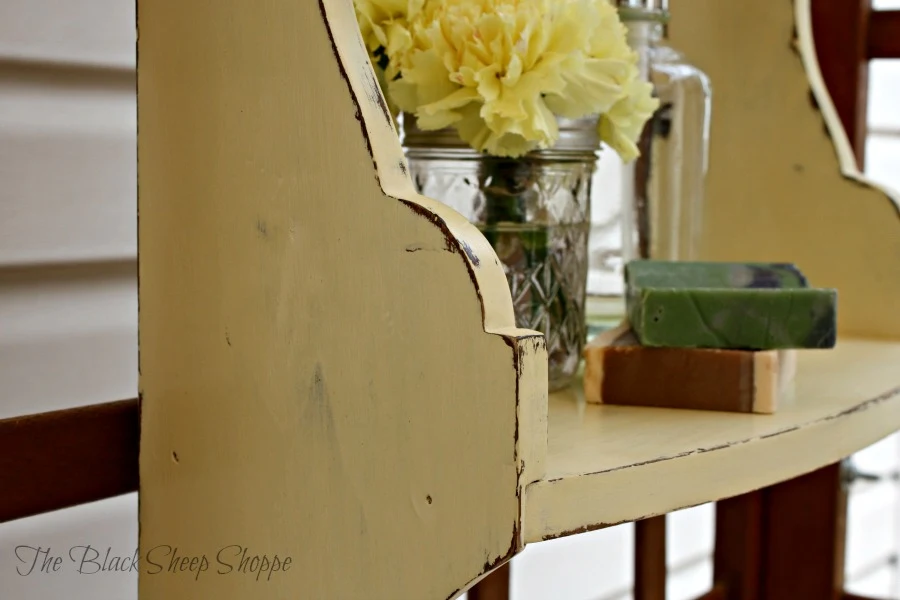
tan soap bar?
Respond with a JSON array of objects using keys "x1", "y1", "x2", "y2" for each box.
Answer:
[{"x1": 583, "y1": 323, "x2": 797, "y2": 414}]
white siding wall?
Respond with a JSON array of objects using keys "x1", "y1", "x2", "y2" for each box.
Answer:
[
  {"x1": 0, "y1": 1, "x2": 138, "y2": 599},
  {"x1": 0, "y1": 2, "x2": 897, "y2": 599}
]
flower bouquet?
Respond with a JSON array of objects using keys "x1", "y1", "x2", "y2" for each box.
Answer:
[{"x1": 355, "y1": 0, "x2": 659, "y2": 389}]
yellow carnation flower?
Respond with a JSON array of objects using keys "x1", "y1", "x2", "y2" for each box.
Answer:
[
  {"x1": 598, "y1": 74, "x2": 659, "y2": 162},
  {"x1": 354, "y1": 0, "x2": 424, "y2": 79},
  {"x1": 388, "y1": 0, "x2": 645, "y2": 157},
  {"x1": 542, "y1": 0, "x2": 636, "y2": 120},
  {"x1": 355, "y1": 0, "x2": 658, "y2": 160}
]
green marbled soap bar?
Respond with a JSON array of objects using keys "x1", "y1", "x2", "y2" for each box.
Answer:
[{"x1": 625, "y1": 260, "x2": 837, "y2": 350}]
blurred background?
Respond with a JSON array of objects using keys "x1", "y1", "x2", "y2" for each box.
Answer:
[{"x1": 0, "y1": 1, "x2": 897, "y2": 598}]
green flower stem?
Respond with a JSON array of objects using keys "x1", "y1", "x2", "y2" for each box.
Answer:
[{"x1": 477, "y1": 156, "x2": 566, "y2": 336}]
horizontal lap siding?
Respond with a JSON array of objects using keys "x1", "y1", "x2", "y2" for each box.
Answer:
[
  {"x1": 0, "y1": 64, "x2": 136, "y2": 266},
  {"x1": 0, "y1": 262, "x2": 137, "y2": 419},
  {"x1": 0, "y1": 0, "x2": 134, "y2": 68},
  {"x1": 0, "y1": 4, "x2": 138, "y2": 599},
  {"x1": 0, "y1": 0, "x2": 137, "y2": 425},
  {"x1": 0, "y1": 494, "x2": 138, "y2": 599}
]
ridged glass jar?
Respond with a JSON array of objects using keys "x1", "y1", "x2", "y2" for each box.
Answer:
[{"x1": 402, "y1": 116, "x2": 600, "y2": 391}]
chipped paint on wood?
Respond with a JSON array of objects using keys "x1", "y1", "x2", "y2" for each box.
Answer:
[
  {"x1": 137, "y1": 0, "x2": 900, "y2": 594},
  {"x1": 138, "y1": 0, "x2": 546, "y2": 599},
  {"x1": 521, "y1": 340, "x2": 900, "y2": 543}
]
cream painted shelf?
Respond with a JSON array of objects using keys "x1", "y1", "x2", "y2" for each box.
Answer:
[
  {"x1": 136, "y1": 0, "x2": 900, "y2": 596},
  {"x1": 522, "y1": 338, "x2": 900, "y2": 543}
]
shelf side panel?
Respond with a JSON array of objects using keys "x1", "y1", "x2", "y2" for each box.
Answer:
[
  {"x1": 668, "y1": 0, "x2": 900, "y2": 339},
  {"x1": 136, "y1": 1, "x2": 547, "y2": 599}
]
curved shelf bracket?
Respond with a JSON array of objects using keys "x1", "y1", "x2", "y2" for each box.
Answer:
[
  {"x1": 667, "y1": 0, "x2": 900, "y2": 338},
  {"x1": 520, "y1": 0, "x2": 900, "y2": 546},
  {"x1": 137, "y1": 1, "x2": 547, "y2": 599}
]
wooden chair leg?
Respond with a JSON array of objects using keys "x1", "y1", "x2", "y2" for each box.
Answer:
[
  {"x1": 468, "y1": 562, "x2": 510, "y2": 600},
  {"x1": 693, "y1": 585, "x2": 727, "y2": 600},
  {"x1": 635, "y1": 515, "x2": 668, "y2": 600},
  {"x1": 712, "y1": 462, "x2": 848, "y2": 600}
]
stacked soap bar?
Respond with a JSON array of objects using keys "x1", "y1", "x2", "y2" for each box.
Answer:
[
  {"x1": 626, "y1": 261, "x2": 837, "y2": 350},
  {"x1": 584, "y1": 323, "x2": 797, "y2": 414},
  {"x1": 584, "y1": 260, "x2": 837, "y2": 414}
]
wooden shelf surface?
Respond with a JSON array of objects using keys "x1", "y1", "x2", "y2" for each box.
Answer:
[{"x1": 522, "y1": 338, "x2": 900, "y2": 543}]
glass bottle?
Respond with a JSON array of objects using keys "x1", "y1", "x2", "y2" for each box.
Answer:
[
  {"x1": 619, "y1": 0, "x2": 712, "y2": 263},
  {"x1": 584, "y1": 2, "x2": 656, "y2": 330}
]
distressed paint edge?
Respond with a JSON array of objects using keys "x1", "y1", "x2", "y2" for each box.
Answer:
[
  {"x1": 512, "y1": 333, "x2": 549, "y2": 491},
  {"x1": 545, "y1": 383, "x2": 900, "y2": 485},
  {"x1": 439, "y1": 332, "x2": 548, "y2": 600},
  {"x1": 319, "y1": 0, "x2": 531, "y2": 333},
  {"x1": 521, "y1": 384, "x2": 900, "y2": 543},
  {"x1": 795, "y1": 0, "x2": 900, "y2": 215},
  {"x1": 317, "y1": 1, "x2": 548, "y2": 593}
]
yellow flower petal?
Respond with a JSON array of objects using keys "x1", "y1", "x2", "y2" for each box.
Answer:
[
  {"x1": 599, "y1": 76, "x2": 659, "y2": 162},
  {"x1": 358, "y1": 0, "x2": 658, "y2": 159}
]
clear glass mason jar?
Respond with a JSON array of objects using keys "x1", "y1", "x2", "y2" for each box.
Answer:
[{"x1": 402, "y1": 116, "x2": 600, "y2": 391}]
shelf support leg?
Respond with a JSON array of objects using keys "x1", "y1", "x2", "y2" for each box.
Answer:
[
  {"x1": 468, "y1": 563, "x2": 510, "y2": 600},
  {"x1": 635, "y1": 515, "x2": 668, "y2": 600},
  {"x1": 712, "y1": 462, "x2": 848, "y2": 600}
]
